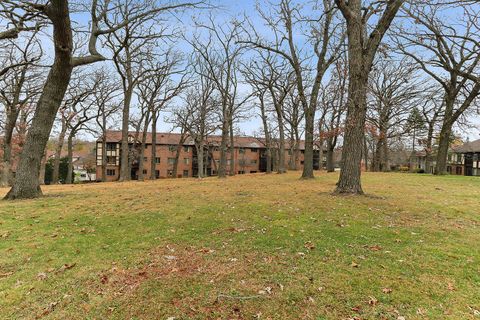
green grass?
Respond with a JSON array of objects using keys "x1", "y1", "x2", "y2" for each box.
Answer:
[{"x1": 1, "y1": 172, "x2": 480, "y2": 319}]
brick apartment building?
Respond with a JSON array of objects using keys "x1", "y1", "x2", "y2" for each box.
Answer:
[{"x1": 96, "y1": 130, "x2": 321, "y2": 181}]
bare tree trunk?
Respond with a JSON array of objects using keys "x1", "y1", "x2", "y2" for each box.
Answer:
[
  {"x1": 138, "y1": 127, "x2": 148, "y2": 181},
  {"x1": 101, "y1": 130, "x2": 107, "y2": 182},
  {"x1": 173, "y1": 134, "x2": 187, "y2": 178},
  {"x1": 288, "y1": 134, "x2": 295, "y2": 170},
  {"x1": 435, "y1": 121, "x2": 452, "y2": 175},
  {"x1": 364, "y1": 134, "x2": 369, "y2": 173},
  {"x1": 150, "y1": 113, "x2": 157, "y2": 180},
  {"x1": 39, "y1": 148, "x2": 47, "y2": 185},
  {"x1": 424, "y1": 124, "x2": 434, "y2": 174},
  {"x1": 372, "y1": 139, "x2": 381, "y2": 172},
  {"x1": 272, "y1": 148, "x2": 278, "y2": 173},
  {"x1": 66, "y1": 133, "x2": 74, "y2": 184},
  {"x1": 334, "y1": 0, "x2": 403, "y2": 194},
  {"x1": 336, "y1": 74, "x2": 368, "y2": 193},
  {"x1": 196, "y1": 141, "x2": 205, "y2": 178},
  {"x1": 326, "y1": 139, "x2": 335, "y2": 172},
  {"x1": 5, "y1": 1, "x2": 74, "y2": 199},
  {"x1": 259, "y1": 96, "x2": 272, "y2": 174},
  {"x1": 52, "y1": 123, "x2": 68, "y2": 184},
  {"x1": 0, "y1": 106, "x2": 21, "y2": 187},
  {"x1": 301, "y1": 109, "x2": 315, "y2": 179},
  {"x1": 274, "y1": 105, "x2": 287, "y2": 174},
  {"x1": 293, "y1": 130, "x2": 300, "y2": 171},
  {"x1": 218, "y1": 120, "x2": 228, "y2": 178},
  {"x1": 229, "y1": 120, "x2": 235, "y2": 176},
  {"x1": 381, "y1": 137, "x2": 390, "y2": 172},
  {"x1": 119, "y1": 86, "x2": 134, "y2": 181}
]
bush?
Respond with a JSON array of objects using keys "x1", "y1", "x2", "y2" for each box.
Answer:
[
  {"x1": 399, "y1": 166, "x2": 410, "y2": 172},
  {"x1": 45, "y1": 157, "x2": 72, "y2": 184}
]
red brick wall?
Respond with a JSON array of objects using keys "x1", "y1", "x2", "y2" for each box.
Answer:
[{"x1": 97, "y1": 144, "x2": 309, "y2": 181}]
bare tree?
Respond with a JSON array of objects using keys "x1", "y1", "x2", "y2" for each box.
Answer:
[
  {"x1": 242, "y1": 51, "x2": 296, "y2": 173},
  {"x1": 396, "y1": 3, "x2": 480, "y2": 174},
  {"x1": 93, "y1": 69, "x2": 122, "y2": 182},
  {"x1": 418, "y1": 90, "x2": 444, "y2": 172},
  {"x1": 51, "y1": 74, "x2": 92, "y2": 184},
  {"x1": 0, "y1": 33, "x2": 42, "y2": 187},
  {"x1": 334, "y1": 0, "x2": 405, "y2": 194},
  {"x1": 137, "y1": 51, "x2": 188, "y2": 180},
  {"x1": 189, "y1": 16, "x2": 246, "y2": 178},
  {"x1": 242, "y1": 65, "x2": 273, "y2": 174},
  {"x1": 0, "y1": 0, "x2": 44, "y2": 41},
  {"x1": 5, "y1": 0, "x2": 205, "y2": 199},
  {"x1": 172, "y1": 55, "x2": 219, "y2": 178},
  {"x1": 319, "y1": 59, "x2": 348, "y2": 172},
  {"x1": 242, "y1": 0, "x2": 344, "y2": 179},
  {"x1": 284, "y1": 89, "x2": 305, "y2": 171},
  {"x1": 366, "y1": 58, "x2": 423, "y2": 172}
]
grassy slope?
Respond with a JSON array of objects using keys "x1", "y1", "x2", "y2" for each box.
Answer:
[{"x1": 0, "y1": 172, "x2": 480, "y2": 319}]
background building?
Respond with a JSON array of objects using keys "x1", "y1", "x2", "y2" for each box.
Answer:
[{"x1": 96, "y1": 130, "x2": 323, "y2": 181}]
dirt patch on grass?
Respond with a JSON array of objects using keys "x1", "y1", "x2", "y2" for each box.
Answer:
[
  {"x1": 89, "y1": 245, "x2": 290, "y2": 319},
  {"x1": 97, "y1": 245, "x2": 210, "y2": 295}
]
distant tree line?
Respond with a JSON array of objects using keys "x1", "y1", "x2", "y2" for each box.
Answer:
[{"x1": 1, "y1": 0, "x2": 480, "y2": 199}]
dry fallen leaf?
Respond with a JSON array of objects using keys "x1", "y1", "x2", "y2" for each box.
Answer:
[
  {"x1": 0, "y1": 271, "x2": 14, "y2": 278},
  {"x1": 382, "y1": 288, "x2": 393, "y2": 294},
  {"x1": 37, "y1": 272, "x2": 47, "y2": 281},
  {"x1": 351, "y1": 262, "x2": 359, "y2": 268},
  {"x1": 304, "y1": 241, "x2": 315, "y2": 250},
  {"x1": 56, "y1": 263, "x2": 76, "y2": 274},
  {"x1": 447, "y1": 282, "x2": 456, "y2": 291},
  {"x1": 368, "y1": 296, "x2": 378, "y2": 306}
]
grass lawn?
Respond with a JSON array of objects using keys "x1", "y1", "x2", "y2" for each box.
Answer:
[{"x1": 1, "y1": 172, "x2": 480, "y2": 319}]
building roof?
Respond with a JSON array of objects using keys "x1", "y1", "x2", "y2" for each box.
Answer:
[
  {"x1": 100, "y1": 130, "x2": 308, "y2": 150},
  {"x1": 453, "y1": 139, "x2": 480, "y2": 153}
]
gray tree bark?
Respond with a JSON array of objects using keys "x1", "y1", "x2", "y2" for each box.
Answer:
[{"x1": 5, "y1": 0, "x2": 74, "y2": 199}]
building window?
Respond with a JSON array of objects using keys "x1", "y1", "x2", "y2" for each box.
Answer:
[
  {"x1": 155, "y1": 170, "x2": 160, "y2": 178},
  {"x1": 288, "y1": 150, "x2": 292, "y2": 155},
  {"x1": 155, "y1": 157, "x2": 161, "y2": 164},
  {"x1": 143, "y1": 169, "x2": 147, "y2": 175},
  {"x1": 107, "y1": 169, "x2": 116, "y2": 176},
  {"x1": 238, "y1": 171, "x2": 245, "y2": 174},
  {"x1": 106, "y1": 156, "x2": 116, "y2": 164},
  {"x1": 184, "y1": 158, "x2": 190, "y2": 165},
  {"x1": 239, "y1": 148, "x2": 245, "y2": 154},
  {"x1": 168, "y1": 158, "x2": 176, "y2": 165},
  {"x1": 251, "y1": 159, "x2": 257, "y2": 164},
  {"x1": 301, "y1": 160, "x2": 305, "y2": 165},
  {"x1": 169, "y1": 145, "x2": 177, "y2": 152},
  {"x1": 106, "y1": 143, "x2": 116, "y2": 151},
  {"x1": 184, "y1": 146, "x2": 190, "y2": 152},
  {"x1": 144, "y1": 157, "x2": 148, "y2": 162},
  {"x1": 183, "y1": 170, "x2": 189, "y2": 177},
  {"x1": 250, "y1": 148, "x2": 257, "y2": 153}
]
